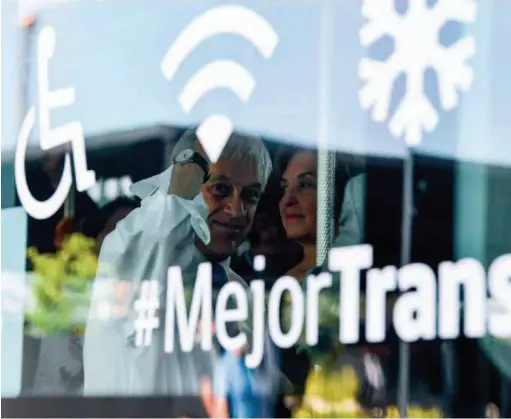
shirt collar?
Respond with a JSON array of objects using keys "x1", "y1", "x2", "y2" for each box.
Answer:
[{"x1": 194, "y1": 245, "x2": 231, "y2": 272}]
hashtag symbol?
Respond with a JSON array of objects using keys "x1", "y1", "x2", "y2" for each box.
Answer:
[{"x1": 133, "y1": 280, "x2": 160, "y2": 347}]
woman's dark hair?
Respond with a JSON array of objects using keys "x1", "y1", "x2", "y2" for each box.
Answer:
[
  {"x1": 276, "y1": 145, "x2": 352, "y2": 222},
  {"x1": 79, "y1": 196, "x2": 141, "y2": 239}
]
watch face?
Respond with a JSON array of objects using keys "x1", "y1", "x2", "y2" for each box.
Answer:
[{"x1": 175, "y1": 148, "x2": 194, "y2": 163}]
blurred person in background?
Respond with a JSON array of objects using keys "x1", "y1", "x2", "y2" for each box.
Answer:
[
  {"x1": 22, "y1": 149, "x2": 98, "y2": 396},
  {"x1": 31, "y1": 196, "x2": 140, "y2": 396},
  {"x1": 80, "y1": 196, "x2": 141, "y2": 254}
]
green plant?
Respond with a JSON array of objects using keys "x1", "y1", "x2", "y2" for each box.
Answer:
[{"x1": 26, "y1": 233, "x2": 98, "y2": 336}]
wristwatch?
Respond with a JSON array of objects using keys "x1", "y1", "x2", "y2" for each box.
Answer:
[{"x1": 173, "y1": 148, "x2": 210, "y2": 183}]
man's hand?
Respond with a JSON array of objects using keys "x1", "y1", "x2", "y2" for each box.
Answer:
[
  {"x1": 170, "y1": 164, "x2": 205, "y2": 199},
  {"x1": 169, "y1": 140, "x2": 210, "y2": 200}
]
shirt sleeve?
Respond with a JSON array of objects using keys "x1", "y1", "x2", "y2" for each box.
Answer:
[{"x1": 83, "y1": 165, "x2": 210, "y2": 396}]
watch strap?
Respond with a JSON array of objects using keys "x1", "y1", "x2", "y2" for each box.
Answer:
[
  {"x1": 175, "y1": 150, "x2": 210, "y2": 183},
  {"x1": 192, "y1": 152, "x2": 210, "y2": 183}
]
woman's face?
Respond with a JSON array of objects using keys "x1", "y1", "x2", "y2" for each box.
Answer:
[{"x1": 279, "y1": 151, "x2": 318, "y2": 243}]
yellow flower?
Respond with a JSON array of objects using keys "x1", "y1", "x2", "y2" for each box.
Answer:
[
  {"x1": 294, "y1": 365, "x2": 365, "y2": 418},
  {"x1": 386, "y1": 406, "x2": 400, "y2": 418},
  {"x1": 384, "y1": 405, "x2": 443, "y2": 418},
  {"x1": 293, "y1": 408, "x2": 312, "y2": 418},
  {"x1": 69, "y1": 253, "x2": 98, "y2": 279},
  {"x1": 62, "y1": 233, "x2": 96, "y2": 256},
  {"x1": 27, "y1": 233, "x2": 99, "y2": 335}
]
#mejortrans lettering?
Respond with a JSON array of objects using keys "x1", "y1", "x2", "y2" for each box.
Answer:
[{"x1": 163, "y1": 244, "x2": 511, "y2": 368}]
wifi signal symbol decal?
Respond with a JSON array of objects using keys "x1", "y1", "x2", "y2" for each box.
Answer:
[{"x1": 161, "y1": 5, "x2": 279, "y2": 163}]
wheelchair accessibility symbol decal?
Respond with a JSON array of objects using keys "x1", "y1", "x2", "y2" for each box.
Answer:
[{"x1": 15, "y1": 26, "x2": 96, "y2": 220}]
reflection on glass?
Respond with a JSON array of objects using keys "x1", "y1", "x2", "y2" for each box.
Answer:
[{"x1": 0, "y1": 1, "x2": 510, "y2": 418}]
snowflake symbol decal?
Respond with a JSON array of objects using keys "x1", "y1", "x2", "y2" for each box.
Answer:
[{"x1": 358, "y1": 0, "x2": 478, "y2": 147}]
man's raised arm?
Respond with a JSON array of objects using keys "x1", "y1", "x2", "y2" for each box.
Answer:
[{"x1": 83, "y1": 132, "x2": 211, "y2": 395}]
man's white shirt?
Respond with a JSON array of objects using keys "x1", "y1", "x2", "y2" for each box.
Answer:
[{"x1": 83, "y1": 165, "x2": 250, "y2": 396}]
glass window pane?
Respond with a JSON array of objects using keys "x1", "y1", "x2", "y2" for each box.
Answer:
[{"x1": 2, "y1": 1, "x2": 510, "y2": 417}]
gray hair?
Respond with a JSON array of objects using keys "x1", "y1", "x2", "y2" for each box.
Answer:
[{"x1": 172, "y1": 128, "x2": 273, "y2": 189}]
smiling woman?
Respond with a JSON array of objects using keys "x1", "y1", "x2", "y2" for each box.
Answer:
[{"x1": 277, "y1": 146, "x2": 350, "y2": 282}]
